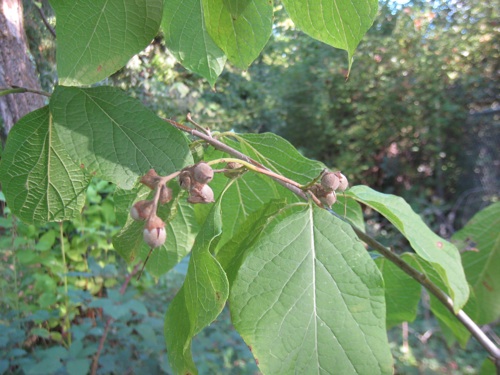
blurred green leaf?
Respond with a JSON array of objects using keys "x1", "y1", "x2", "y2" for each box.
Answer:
[
  {"x1": 0, "y1": 107, "x2": 89, "y2": 225},
  {"x1": 35, "y1": 230, "x2": 56, "y2": 251},
  {"x1": 349, "y1": 185, "x2": 469, "y2": 312},
  {"x1": 51, "y1": 0, "x2": 164, "y2": 85},
  {"x1": 201, "y1": 0, "x2": 273, "y2": 68},
  {"x1": 50, "y1": 86, "x2": 193, "y2": 189},
  {"x1": 230, "y1": 204, "x2": 393, "y2": 374},
  {"x1": 162, "y1": 0, "x2": 226, "y2": 86},
  {"x1": 453, "y1": 202, "x2": 500, "y2": 324}
]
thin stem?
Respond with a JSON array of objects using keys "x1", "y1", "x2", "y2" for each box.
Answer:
[
  {"x1": 0, "y1": 86, "x2": 51, "y2": 98},
  {"x1": 207, "y1": 157, "x2": 303, "y2": 189},
  {"x1": 34, "y1": 1, "x2": 56, "y2": 37},
  {"x1": 59, "y1": 222, "x2": 71, "y2": 347},
  {"x1": 187, "y1": 113, "x2": 211, "y2": 136}
]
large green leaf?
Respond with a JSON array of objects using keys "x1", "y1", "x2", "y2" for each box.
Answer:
[
  {"x1": 0, "y1": 107, "x2": 88, "y2": 225},
  {"x1": 50, "y1": 86, "x2": 193, "y2": 189},
  {"x1": 349, "y1": 186, "x2": 469, "y2": 312},
  {"x1": 217, "y1": 199, "x2": 289, "y2": 284},
  {"x1": 51, "y1": 0, "x2": 163, "y2": 85},
  {"x1": 281, "y1": 0, "x2": 378, "y2": 71},
  {"x1": 201, "y1": 0, "x2": 273, "y2": 69},
  {"x1": 162, "y1": 0, "x2": 226, "y2": 86},
  {"x1": 230, "y1": 204, "x2": 393, "y2": 374},
  {"x1": 453, "y1": 202, "x2": 500, "y2": 324},
  {"x1": 164, "y1": 197, "x2": 228, "y2": 375},
  {"x1": 112, "y1": 187, "x2": 199, "y2": 277},
  {"x1": 375, "y1": 254, "x2": 421, "y2": 328}
]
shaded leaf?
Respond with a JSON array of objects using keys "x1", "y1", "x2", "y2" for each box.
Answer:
[
  {"x1": 51, "y1": 0, "x2": 164, "y2": 85},
  {"x1": 162, "y1": 0, "x2": 226, "y2": 86},
  {"x1": 375, "y1": 253, "x2": 421, "y2": 328},
  {"x1": 453, "y1": 202, "x2": 500, "y2": 324},
  {"x1": 230, "y1": 204, "x2": 393, "y2": 374},
  {"x1": 281, "y1": 0, "x2": 378, "y2": 71},
  {"x1": 349, "y1": 185, "x2": 469, "y2": 312},
  {"x1": 50, "y1": 86, "x2": 193, "y2": 189},
  {"x1": 404, "y1": 254, "x2": 474, "y2": 348},
  {"x1": 201, "y1": 0, "x2": 273, "y2": 68},
  {"x1": 164, "y1": 197, "x2": 228, "y2": 374},
  {"x1": 0, "y1": 107, "x2": 88, "y2": 225}
]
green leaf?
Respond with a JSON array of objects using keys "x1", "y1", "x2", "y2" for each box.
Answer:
[
  {"x1": 164, "y1": 197, "x2": 229, "y2": 375},
  {"x1": 51, "y1": 0, "x2": 164, "y2": 85},
  {"x1": 35, "y1": 230, "x2": 57, "y2": 252},
  {"x1": 230, "y1": 204, "x2": 393, "y2": 374},
  {"x1": 375, "y1": 254, "x2": 421, "y2": 328},
  {"x1": 217, "y1": 199, "x2": 289, "y2": 284},
  {"x1": 223, "y1": 133, "x2": 326, "y2": 184},
  {"x1": 201, "y1": 0, "x2": 273, "y2": 69},
  {"x1": 112, "y1": 188, "x2": 199, "y2": 277},
  {"x1": 330, "y1": 194, "x2": 365, "y2": 231},
  {"x1": 162, "y1": 0, "x2": 226, "y2": 86},
  {"x1": 281, "y1": 0, "x2": 378, "y2": 71},
  {"x1": 50, "y1": 86, "x2": 193, "y2": 189},
  {"x1": 349, "y1": 185, "x2": 469, "y2": 312},
  {"x1": 0, "y1": 107, "x2": 88, "y2": 225},
  {"x1": 453, "y1": 202, "x2": 500, "y2": 324}
]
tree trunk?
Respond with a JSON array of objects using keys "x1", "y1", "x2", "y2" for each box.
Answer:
[{"x1": 0, "y1": 0, "x2": 45, "y2": 139}]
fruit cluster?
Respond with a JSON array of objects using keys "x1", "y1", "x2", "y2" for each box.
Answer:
[
  {"x1": 309, "y1": 171, "x2": 349, "y2": 208},
  {"x1": 130, "y1": 162, "x2": 215, "y2": 249}
]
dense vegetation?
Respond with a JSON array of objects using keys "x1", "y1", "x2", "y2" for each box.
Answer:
[{"x1": 0, "y1": 0, "x2": 498, "y2": 374}]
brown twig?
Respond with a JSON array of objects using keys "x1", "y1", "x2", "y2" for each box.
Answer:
[{"x1": 164, "y1": 118, "x2": 308, "y2": 201}]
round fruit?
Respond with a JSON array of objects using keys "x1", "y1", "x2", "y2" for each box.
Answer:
[
  {"x1": 188, "y1": 183, "x2": 215, "y2": 204},
  {"x1": 321, "y1": 172, "x2": 340, "y2": 192},
  {"x1": 320, "y1": 191, "x2": 337, "y2": 208},
  {"x1": 336, "y1": 172, "x2": 349, "y2": 192},
  {"x1": 143, "y1": 216, "x2": 166, "y2": 248},
  {"x1": 193, "y1": 162, "x2": 214, "y2": 184},
  {"x1": 130, "y1": 200, "x2": 153, "y2": 221}
]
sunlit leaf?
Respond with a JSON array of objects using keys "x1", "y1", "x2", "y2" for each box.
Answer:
[
  {"x1": 281, "y1": 0, "x2": 378, "y2": 71},
  {"x1": 162, "y1": 0, "x2": 226, "y2": 86},
  {"x1": 50, "y1": 86, "x2": 193, "y2": 189},
  {"x1": 0, "y1": 107, "x2": 88, "y2": 224},
  {"x1": 51, "y1": 0, "x2": 164, "y2": 85},
  {"x1": 201, "y1": 0, "x2": 273, "y2": 68}
]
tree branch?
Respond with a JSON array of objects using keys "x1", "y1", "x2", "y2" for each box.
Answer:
[
  {"x1": 0, "y1": 86, "x2": 51, "y2": 98},
  {"x1": 164, "y1": 117, "x2": 500, "y2": 366}
]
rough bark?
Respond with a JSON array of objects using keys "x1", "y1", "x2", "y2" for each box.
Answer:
[{"x1": 0, "y1": 0, "x2": 45, "y2": 139}]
